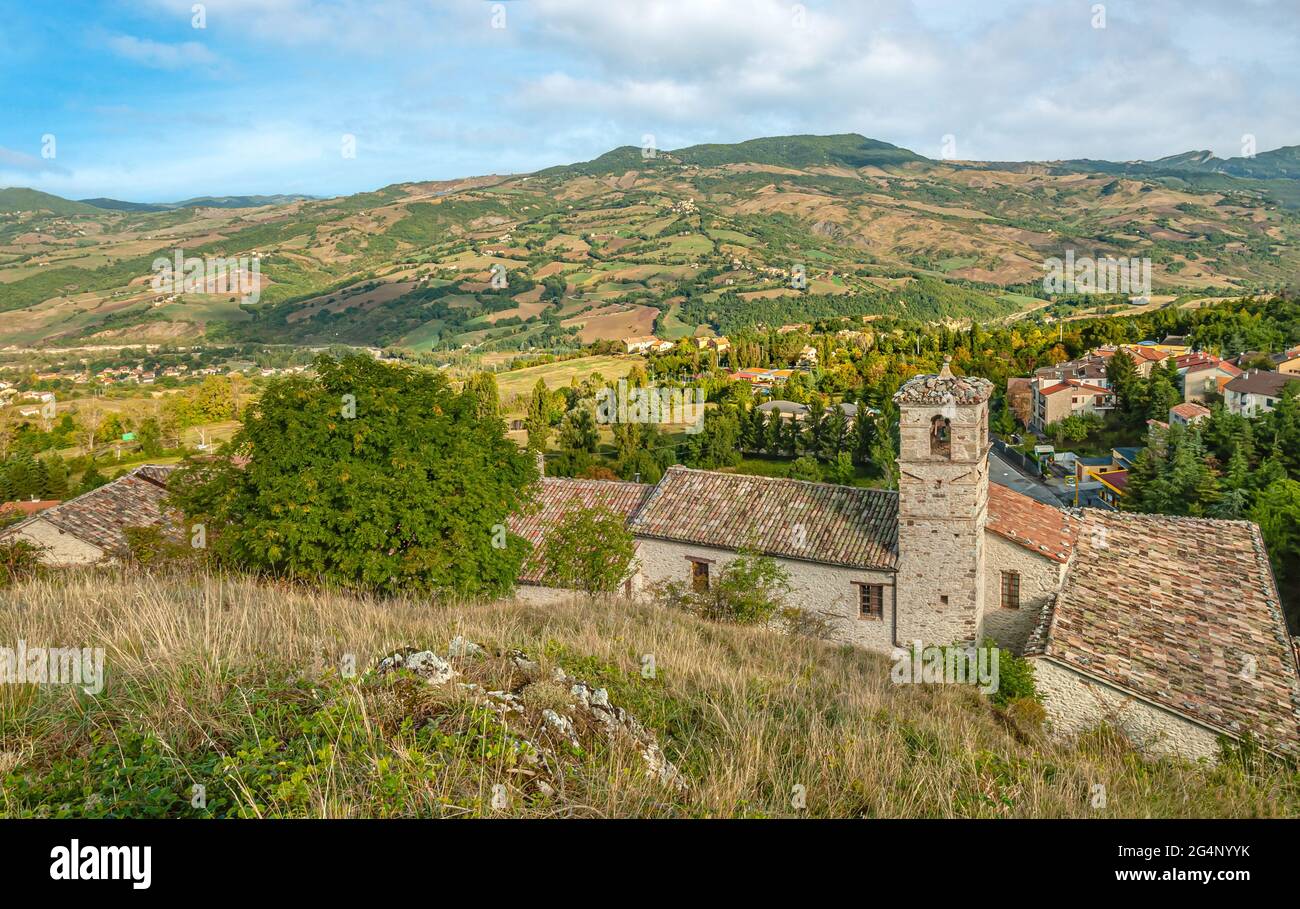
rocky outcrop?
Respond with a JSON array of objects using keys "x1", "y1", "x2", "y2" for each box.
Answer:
[{"x1": 372, "y1": 640, "x2": 686, "y2": 793}]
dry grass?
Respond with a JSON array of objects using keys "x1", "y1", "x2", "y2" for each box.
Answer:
[{"x1": 1, "y1": 570, "x2": 1296, "y2": 818}]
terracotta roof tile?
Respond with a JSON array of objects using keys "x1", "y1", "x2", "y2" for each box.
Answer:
[
  {"x1": 1170, "y1": 402, "x2": 1210, "y2": 420},
  {"x1": 1027, "y1": 510, "x2": 1300, "y2": 753},
  {"x1": 628, "y1": 466, "x2": 899, "y2": 569},
  {"x1": 2, "y1": 465, "x2": 178, "y2": 556},
  {"x1": 986, "y1": 484, "x2": 1078, "y2": 563},
  {"x1": 0, "y1": 499, "x2": 60, "y2": 518},
  {"x1": 508, "y1": 477, "x2": 654, "y2": 584}
]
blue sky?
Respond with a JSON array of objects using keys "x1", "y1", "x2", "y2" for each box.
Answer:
[{"x1": 2, "y1": 0, "x2": 1297, "y2": 202}]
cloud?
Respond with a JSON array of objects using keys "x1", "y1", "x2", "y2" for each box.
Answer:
[
  {"x1": 0, "y1": 146, "x2": 69, "y2": 179},
  {"x1": 105, "y1": 35, "x2": 219, "y2": 70},
  {"x1": 8, "y1": 0, "x2": 1299, "y2": 198}
]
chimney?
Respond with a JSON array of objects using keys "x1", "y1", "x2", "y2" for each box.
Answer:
[{"x1": 535, "y1": 450, "x2": 545, "y2": 478}]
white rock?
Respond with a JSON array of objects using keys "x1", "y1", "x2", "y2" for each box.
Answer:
[
  {"x1": 403, "y1": 651, "x2": 458, "y2": 685},
  {"x1": 448, "y1": 636, "x2": 485, "y2": 658}
]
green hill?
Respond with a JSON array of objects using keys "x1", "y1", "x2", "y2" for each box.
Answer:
[
  {"x1": 673, "y1": 133, "x2": 928, "y2": 169},
  {"x1": 0, "y1": 187, "x2": 101, "y2": 216}
]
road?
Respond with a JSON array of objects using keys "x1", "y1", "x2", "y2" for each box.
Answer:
[{"x1": 989, "y1": 448, "x2": 1066, "y2": 507}]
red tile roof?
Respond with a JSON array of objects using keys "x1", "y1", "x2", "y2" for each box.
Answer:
[
  {"x1": 1170, "y1": 402, "x2": 1210, "y2": 420},
  {"x1": 628, "y1": 466, "x2": 899, "y2": 569},
  {"x1": 1027, "y1": 511, "x2": 1300, "y2": 753},
  {"x1": 509, "y1": 477, "x2": 654, "y2": 584},
  {"x1": 1039, "y1": 380, "x2": 1110, "y2": 396},
  {"x1": 986, "y1": 484, "x2": 1078, "y2": 563},
  {"x1": 1176, "y1": 352, "x2": 1241, "y2": 376},
  {"x1": 0, "y1": 499, "x2": 60, "y2": 518}
]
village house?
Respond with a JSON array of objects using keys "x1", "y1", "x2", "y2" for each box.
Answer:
[
  {"x1": 1029, "y1": 377, "x2": 1115, "y2": 434},
  {"x1": 1169, "y1": 401, "x2": 1211, "y2": 427},
  {"x1": 1237, "y1": 347, "x2": 1300, "y2": 375},
  {"x1": 694, "y1": 336, "x2": 730, "y2": 353},
  {"x1": 1224, "y1": 369, "x2": 1300, "y2": 417},
  {"x1": 754, "y1": 400, "x2": 864, "y2": 425},
  {"x1": 1093, "y1": 343, "x2": 1170, "y2": 378},
  {"x1": 1276, "y1": 347, "x2": 1300, "y2": 375},
  {"x1": 0, "y1": 465, "x2": 177, "y2": 565},
  {"x1": 1033, "y1": 356, "x2": 1110, "y2": 388},
  {"x1": 1175, "y1": 352, "x2": 1241, "y2": 403},
  {"x1": 622, "y1": 336, "x2": 661, "y2": 354},
  {"x1": 730, "y1": 367, "x2": 795, "y2": 391}
]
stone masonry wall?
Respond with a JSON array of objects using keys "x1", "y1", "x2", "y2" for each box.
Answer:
[
  {"x1": 1032, "y1": 657, "x2": 1222, "y2": 761},
  {"x1": 5, "y1": 518, "x2": 105, "y2": 566},
  {"x1": 634, "y1": 538, "x2": 898, "y2": 654},
  {"x1": 982, "y1": 532, "x2": 1066, "y2": 652}
]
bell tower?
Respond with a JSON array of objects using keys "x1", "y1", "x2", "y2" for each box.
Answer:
[{"x1": 892, "y1": 358, "x2": 993, "y2": 646}]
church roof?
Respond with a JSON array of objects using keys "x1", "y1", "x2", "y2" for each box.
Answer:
[
  {"x1": 985, "y1": 483, "x2": 1078, "y2": 563},
  {"x1": 1027, "y1": 509, "x2": 1300, "y2": 753},
  {"x1": 627, "y1": 466, "x2": 899, "y2": 570},
  {"x1": 509, "y1": 477, "x2": 654, "y2": 584}
]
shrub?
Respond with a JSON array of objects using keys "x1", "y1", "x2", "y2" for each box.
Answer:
[
  {"x1": 654, "y1": 548, "x2": 792, "y2": 625},
  {"x1": 0, "y1": 538, "x2": 44, "y2": 588},
  {"x1": 166, "y1": 354, "x2": 536, "y2": 597},
  {"x1": 539, "y1": 504, "x2": 637, "y2": 595},
  {"x1": 122, "y1": 525, "x2": 200, "y2": 570}
]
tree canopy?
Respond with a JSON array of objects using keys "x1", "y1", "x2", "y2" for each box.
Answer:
[{"x1": 167, "y1": 354, "x2": 536, "y2": 596}]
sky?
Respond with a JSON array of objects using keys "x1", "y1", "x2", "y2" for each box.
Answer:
[{"x1": 1, "y1": 0, "x2": 1297, "y2": 202}]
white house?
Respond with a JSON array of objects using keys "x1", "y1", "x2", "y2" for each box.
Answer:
[{"x1": 1224, "y1": 369, "x2": 1299, "y2": 417}]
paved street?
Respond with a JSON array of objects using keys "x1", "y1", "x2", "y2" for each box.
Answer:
[{"x1": 988, "y1": 449, "x2": 1066, "y2": 507}]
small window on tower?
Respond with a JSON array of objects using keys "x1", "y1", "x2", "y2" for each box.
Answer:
[{"x1": 930, "y1": 415, "x2": 952, "y2": 457}]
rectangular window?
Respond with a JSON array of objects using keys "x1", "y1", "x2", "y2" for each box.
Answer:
[
  {"x1": 1000, "y1": 570, "x2": 1021, "y2": 609},
  {"x1": 857, "y1": 583, "x2": 884, "y2": 619},
  {"x1": 689, "y1": 559, "x2": 710, "y2": 593}
]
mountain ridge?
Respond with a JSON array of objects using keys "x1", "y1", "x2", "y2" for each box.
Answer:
[{"x1": 6, "y1": 134, "x2": 1299, "y2": 210}]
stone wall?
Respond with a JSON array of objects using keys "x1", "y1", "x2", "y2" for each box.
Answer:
[
  {"x1": 4, "y1": 518, "x2": 104, "y2": 566},
  {"x1": 981, "y1": 532, "x2": 1067, "y2": 652},
  {"x1": 1032, "y1": 657, "x2": 1222, "y2": 761},
  {"x1": 634, "y1": 538, "x2": 898, "y2": 654}
]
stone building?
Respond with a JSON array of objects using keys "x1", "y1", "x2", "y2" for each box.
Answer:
[
  {"x1": 10, "y1": 370, "x2": 1299, "y2": 760},
  {"x1": 519, "y1": 360, "x2": 1300, "y2": 760},
  {"x1": 0, "y1": 465, "x2": 177, "y2": 565}
]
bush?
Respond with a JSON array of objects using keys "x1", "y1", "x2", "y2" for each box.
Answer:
[
  {"x1": 654, "y1": 548, "x2": 791, "y2": 625},
  {"x1": 0, "y1": 538, "x2": 44, "y2": 588},
  {"x1": 122, "y1": 525, "x2": 201, "y2": 570},
  {"x1": 539, "y1": 505, "x2": 637, "y2": 595},
  {"x1": 166, "y1": 354, "x2": 536, "y2": 597},
  {"x1": 988, "y1": 643, "x2": 1040, "y2": 708}
]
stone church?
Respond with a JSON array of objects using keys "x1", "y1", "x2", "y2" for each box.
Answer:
[
  {"x1": 514, "y1": 362, "x2": 1300, "y2": 761},
  {"x1": 6, "y1": 363, "x2": 1298, "y2": 760}
]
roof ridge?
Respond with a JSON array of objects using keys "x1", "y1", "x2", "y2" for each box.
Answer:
[{"x1": 663, "y1": 464, "x2": 899, "y2": 497}]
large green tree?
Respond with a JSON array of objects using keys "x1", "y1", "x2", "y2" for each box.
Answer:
[{"x1": 168, "y1": 354, "x2": 535, "y2": 597}]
